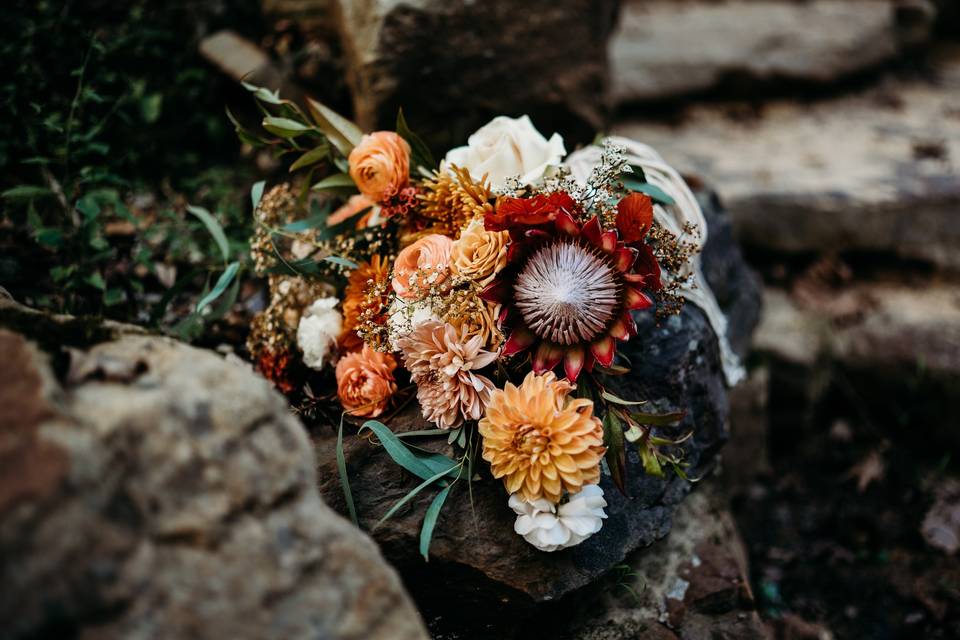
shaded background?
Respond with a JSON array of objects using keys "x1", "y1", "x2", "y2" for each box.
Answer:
[{"x1": 2, "y1": 1, "x2": 960, "y2": 638}]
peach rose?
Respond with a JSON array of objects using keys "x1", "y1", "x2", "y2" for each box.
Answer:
[
  {"x1": 348, "y1": 131, "x2": 411, "y2": 203},
  {"x1": 328, "y1": 194, "x2": 377, "y2": 228},
  {"x1": 450, "y1": 217, "x2": 509, "y2": 286},
  {"x1": 392, "y1": 234, "x2": 454, "y2": 300},
  {"x1": 335, "y1": 345, "x2": 397, "y2": 417}
]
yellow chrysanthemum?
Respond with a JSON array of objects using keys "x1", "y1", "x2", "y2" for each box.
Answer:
[{"x1": 479, "y1": 371, "x2": 606, "y2": 504}]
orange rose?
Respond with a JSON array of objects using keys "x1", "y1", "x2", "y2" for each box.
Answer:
[
  {"x1": 391, "y1": 234, "x2": 454, "y2": 300},
  {"x1": 348, "y1": 131, "x2": 411, "y2": 203},
  {"x1": 335, "y1": 345, "x2": 397, "y2": 417},
  {"x1": 328, "y1": 194, "x2": 377, "y2": 228}
]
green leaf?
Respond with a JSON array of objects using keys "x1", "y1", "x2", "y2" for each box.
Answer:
[
  {"x1": 85, "y1": 272, "x2": 106, "y2": 291},
  {"x1": 311, "y1": 173, "x2": 356, "y2": 191},
  {"x1": 375, "y1": 465, "x2": 454, "y2": 529},
  {"x1": 103, "y1": 288, "x2": 125, "y2": 306},
  {"x1": 2, "y1": 185, "x2": 53, "y2": 200},
  {"x1": 396, "y1": 429, "x2": 449, "y2": 438},
  {"x1": 186, "y1": 205, "x2": 230, "y2": 262},
  {"x1": 323, "y1": 255, "x2": 359, "y2": 269},
  {"x1": 639, "y1": 441, "x2": 664, "y2": 477},
  {"x1": 262, "y1": 116, "x2": 311, "y2": 138},
  {"x1": 196, "y1": 261, "x2": 239, "y2": 313},
  {"x1": 262, "y1": 257, "x2": 322, "y2": 276},
  {"x1": 396, "y1": 108, "x2": 436, "y2": 172},
  {"x1": 631, "y1": 410, "x2": 686, "y2": 426},
  {"x1": 360, "y1": 420, "x2": 459, "y2": 481},
  {"x1": 282, "y1": 204, "x2": 331, "y2": 232},
  {"x1": 420, "y1": 483, "x2": 452, "y2": 561},
  {"x1": 141, "y1": 93, "x2": 163, "y2": 123},
  {"x1": 337, "y1": 415, "x2": 359, "y2": 526},
  {"x1": 36, "y1": 228, "x2": 63, "y2": 248},
  {"x1": 241, "y1": 81, "x2": 283, "y2": 105},
  {"x1": 603, "y1": 411, "x2": 628, "y2": 495},
  {"x1": 621, "y1": 176, "x2": 676, "y2": 206},
  {"x1": 307, "y1": 97, "x2": 363, "y2": 156},
  {"x1": 250, "y1": 180, "x2": 266, "y2": 211},
  {"x1": 601, "y1": 390, "x2": 647, "y2": 406},
  {"x1": 289, "y1": 144, "x2": 330, "y2": 172}
]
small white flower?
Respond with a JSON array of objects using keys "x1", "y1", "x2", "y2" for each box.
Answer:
[
  {"x1": 442, "y1": 115, "x2": 566, "y2": 191},
  {"x1": 509, "y1": 484, "x2": 608, "y2": 552},
  {"x1": 386, "y1": 297, "x2": 441, "y2": 352},
  {"x1": 296, "y1": 297, "x2": 342, "y2": 370}
]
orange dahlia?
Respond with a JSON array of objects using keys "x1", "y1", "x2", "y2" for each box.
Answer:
[
  {"x1": 340, "y1": 255, "x2": 390, "y2": 351},
  {"x1": 479, "y1": 371, "x2": 605, "y2": 504},
  {"x1": 480, "y1": 192, "x2": 660, "y2": 381}
]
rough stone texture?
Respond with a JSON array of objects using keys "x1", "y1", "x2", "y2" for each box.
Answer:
[
  {"x1": 311, "y1": 191, "x2": 762, "y2": 611},
  {"x1": 567, "y1": 487, "x2": 771, "y2": 640},
  {"x1": 331, "y1": 0, "x2": 620, "y2": 149},
  {"x1": 0, "y1": 309, "x2": 428, "y2": 640},
  {"x1": 610, "y1": 0, "x2": 936, "y2": 104},
  {"x1": 614, "y1": 46, "x2": 960, "y2": 271},
  {"x1": 754, "y1": 282, "x2": 960, "y2": 444}
]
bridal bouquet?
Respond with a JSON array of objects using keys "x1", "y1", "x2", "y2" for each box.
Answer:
[{"x1": 231, "y1": 84, "x2": 697, "y2": 556}]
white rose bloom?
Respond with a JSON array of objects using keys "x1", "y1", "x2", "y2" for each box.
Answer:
[
  {"x1": 443, "y1": 115, "x2": 566, "y2": 191},
  {"x1": 509, "y1": 484, "x2": 608, "y2": 552},
  {"x1": 296, "y1": 297, "x2": 342, "y2": 370}
]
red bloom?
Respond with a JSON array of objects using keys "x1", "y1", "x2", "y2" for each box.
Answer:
[
  {"x1": 256, "y1": 348, "x2": 298, "y2": 395},
  {"x1": 616, "y1": 193, "x2": 654, "y2": 244},
  {"x1": 485, "y1": 192, "x2": 581, "y2": 232}
]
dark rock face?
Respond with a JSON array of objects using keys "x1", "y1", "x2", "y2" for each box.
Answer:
[
  {"x1": 0, "y1": 306, "x2": 429, "y2": 640},
  {"x1": 311, "y1": 191, "x2": 762, "y2": 612},
  {"x1": 332, "y1": 0, "x2": 620, "y2": 150}
]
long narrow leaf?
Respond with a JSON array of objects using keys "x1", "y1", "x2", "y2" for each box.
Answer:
[
  {"x1": 289, "y1": 144, "x2": 330, "y2": 172},
  {"x1": 311, "y1": 173, "x2": 356, "y2": 191},
  {"x1": 250, "y1": 180, "x2": 266, "y2": 211},
  {"x1": 186, "y1": 205, "x2": 230, "y2": 262},
  {"x1": 396, "y1": 108, "x2": 436, "y2": 172},
  {"x1": 420, "y1": 484, "x2": 452, "y2": 560},
  {"x1": 323, "y1": 255, "x2": 359, "y2": 269},
  {"x1": 337, "y1": 415, "x2": 359, "y2": 526},
  {"x1": 307, "y1": 98, "x2": 363, "y2": 156},
  {"x1": 195, "y1": 262, "x2": 239, "y2": 312},
  {"x1": 621, "y1": 176, "x2": 676, "y2": 206},
  {"x1": 360, "y1": 420, "x2": 458, "y2": 481},
  {"x1": 601, "y1": 390, "x2": 648, "y2": 406},
  {"x1": 375, "y1": 466, "x2": 453, "y2": 529}
]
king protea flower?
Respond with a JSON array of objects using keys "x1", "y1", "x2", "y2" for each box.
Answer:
[{"x1": 480, "y1": 192, "x2": 659, "y2": 381}]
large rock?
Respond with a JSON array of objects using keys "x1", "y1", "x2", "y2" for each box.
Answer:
[
  {"x1": 311, "y1": 191, "x2": 762, "y2": 620},
  {"x1": 614, "y1": 46, "x2": 960, "y2": 271},
  {"x1": 566, "y1": 487, "x2": 771, "y2": 640},
  {"x1": 331, "y1": 0, "x2": 619, "y2": 149},
  {"x1": 0, "y1": 301, "x2": 428, "y2": 640},
  {"x1": 610, "y1": 0, "x2": 936, "y2": 104}
]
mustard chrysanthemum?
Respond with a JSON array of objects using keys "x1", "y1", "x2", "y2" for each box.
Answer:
[{"x1": 479, "y1": 371, "x2": 606, "y2": 504}]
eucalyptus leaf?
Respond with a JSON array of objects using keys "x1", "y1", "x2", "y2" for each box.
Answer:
[
  {"x1": 2, "y1": 185, "x2": 53, "y2": 200},
  {"x1": 360, "y1": 420, "x2": 458, "y2": 481},
  {"x1": 375, "y1": 465, "x2": 453, "y2": 529},
  {"x1": 337, "y1": 415, "x2": 359, "y2": 526},
  {"x1": 420, "y1": 483, "x2": 452, "y2": 561},
  {"x1": 621, "y1": 176, "x2": 676, "y2": 206},
  {"x1": 263, "y1": 116, "x2": 311, "y2": 138},
  {"x1": 311, "y1": 173, "x2": 356, "y2": 191},
  {"x1": 307, "y1": 98, "x2": 363, "y2": 156},
  {"x1": 601, "y1": 390, "x2": 647, "y2": 406},
  {"x1": 323, "y1": 255, "x2": 359, "y2": 269},
  {"x1": 396, "y1": 108, "x2": 436, "y2": 172},
  {"x1": 289, "y1": 144, "x2": 330, "y2": 172},
  {"x1": 186, "y1": 205, "x2": 230, "y2": 262},
  {"x1": 196, "y1": 261, "x2": 239, "y2": 313},
  {"x1": 602, "y1": 411, "x2": 627, "y2": 495},
  {"x1": 250, "y1": 180, "x2": 266, "y2": 211},
  {"x1": 241, "y1": 81, "x2": 283, "y2": 105}
]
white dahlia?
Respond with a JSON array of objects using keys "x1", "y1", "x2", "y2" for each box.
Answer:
[{"x1": 509, "y1": 484, "x2": 608, "y2": 552}]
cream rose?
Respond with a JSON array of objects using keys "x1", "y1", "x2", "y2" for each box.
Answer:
[
  {"x1": 450, "y1": 218, "x2": 509, "y2": 286},
  {"x1": 443, "y1": 115, "x2": 566, "y2": 191}
]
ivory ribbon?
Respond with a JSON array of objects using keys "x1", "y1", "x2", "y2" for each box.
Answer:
[{"x1": 564, "y1": 136, "x2": 745, "y2": 386}]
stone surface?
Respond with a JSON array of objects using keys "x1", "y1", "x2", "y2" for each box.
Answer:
[
  {"x1": 311, "y1": 192, "x2": 762, "y2": 611},
  {"x1": 0, "y1": 306, "x2": 428, "y2": 640},
  {"x1": 567, "y1": 487, "x2": 771, "y2": 640},
  {"x1": 331, "y1": 0, "x2": 619, "y2": 149},
  {"x1": 610, "y1": 0, "x2": 935, "y2": 105},
  {"x1": 614, "y1": 47, "x2": 960, "y2": 271},
  {"x1": 754, "y1": 282, "x2": 960, "y2": 444}
]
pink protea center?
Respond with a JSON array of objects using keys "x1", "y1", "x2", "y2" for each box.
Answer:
[{"x1": 513, "y1": 241, "x2": 620, "y2": 345}]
